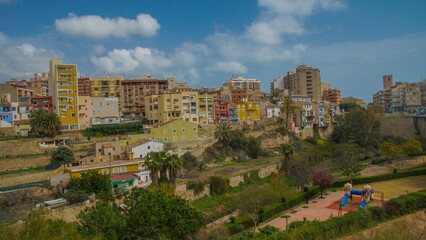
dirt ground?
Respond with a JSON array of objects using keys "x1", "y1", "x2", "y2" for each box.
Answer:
[
  {"x1": 339, "y1": 210, "x2": 426, "y2": 240},
  {"x1": 354, "y1": 175, "x2": 426, "y2": 200},
  {"x1": 360, "y1": 165, "x2": 393, "y2": 177}
]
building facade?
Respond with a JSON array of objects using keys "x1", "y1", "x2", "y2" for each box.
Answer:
[
  {"x1": 48, "y1": 59, "x2": 79, "y2": 131},
  {"x1": 91, "y1": 97, "x2": 120, "y2": 126},
  {"x1": 323, "y1": 89, "x2": 342, "y2": 104},
  {"x1": 31, "y1": 96, "x2": 53, "y2": 113},
  {"x1": 198, "y1": 94, "x2": 215, "y2": 125}
]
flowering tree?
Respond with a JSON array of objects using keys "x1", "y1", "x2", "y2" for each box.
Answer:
[{"x1": 312, "y1": 168, "x2": 333, "y2": 198}]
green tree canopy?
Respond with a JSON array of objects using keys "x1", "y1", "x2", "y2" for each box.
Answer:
[
  {"x1": 280, "y1": 98, "x2": 296, "y2": 127},
  {"x1": 401, "y1": 139, "x2": 423, "y2": 157},
  {"x1": 67, "y1": 170, "x2": 111, "y2": 195},
  {"x1": 339, "y1": 103, "x2": 362, "y2": 112},
  {"x1": 30, "y1": 107, "x2": 61, "y2": 138},
  {"x1": 78, "y1": 188, "x2": 205, "y2": 240},
  {"x1": 50, "y1": 146, "x2": 74, "y2": 166},
  {"x1": 379, "y1": 142, "x2": 402, "y2": 159},
  {"x1": 214, "y1": 123, "x2": 232, "y2": 146},
  {"x1": 331, "y1": 108, "x2": 381, "y2": 147}
]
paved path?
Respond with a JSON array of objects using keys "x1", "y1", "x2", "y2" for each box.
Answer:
[{"x1": 262, "y1": 191, "x2": 345, "y2": 231}]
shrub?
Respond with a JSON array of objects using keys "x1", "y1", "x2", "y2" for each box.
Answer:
[
  {"x1": 64, "y1": 189, "x2": 88, "y2": 204},
  {"x1": 181, "y1": 152, "x2": 198, "y2": 171},
  {"x1": 258, "y1": 225, "x2": 279, "y2": 237},
  {"x1": 389, "y1": 190, "x2": 426, "y2": 215},
  {"x1": 82, "y1": 122, "x2": 144, "y2": 137},
  {"x1": 393, "y1": 168, "x2": 398, "y2": 174},
  {"x1": 187, "y1": 181, "x2": 205, "y2": 195},
  {"x1": 368, "y1": 206, "x2": 385, "y2": 221},
  {"x1": 209, "y1": 176, "x2": 229, "y2": 195}
]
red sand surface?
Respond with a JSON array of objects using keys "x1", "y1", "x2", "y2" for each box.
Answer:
[{"x1": 326, "y1": 195, "x2": 386, "y2": 212}]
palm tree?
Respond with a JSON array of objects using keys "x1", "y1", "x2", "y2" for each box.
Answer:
[
  {"x1": 214, "y1": 123, "x2": 232, "y2": 146},
  {"x1": 146, "y1": 152, "x2": 161, "y2": 186},
  {"x1": 30, "y1": 108, "x2": 61, "y2": 138},
  {"x1": 272, "y1": 88, "x2": 281, "y2": 101},
  {"x1": 167, "y1": 154, "x2": 183, "y2": 186},
  {"x1": 280, "y1": 98, "x2": 296, "y2": 127},
  {"x1": 157, "y1": 151, "x2": 168, "y2": 179},
  {"x1": 279, "y1": 144, "x2": 294, "y2": 175}
]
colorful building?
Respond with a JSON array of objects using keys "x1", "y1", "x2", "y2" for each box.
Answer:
[
  {"x1": 65, "y1": 160, "x2": 142, "y2": 178},
  {"x1": 48, "y1": 59, "x2": 79, "y2": 131},
  {"x1": 245, "y1": 101, "x2": 261, "y2": 120},
  {"x1": 14, "y1": 120, "x2": 30, "y2": 136},
  {"x1": 227, "y1": 102, "x2": 239, "y2": 124},
  {"x1": 198, "y1": 94, "x2": 215, "y2": 125},
  {"x1": 31, "y1": 96, "x2": 53, "y2": 113},
  {"x1": 121, "y1": 119, "x2": 199, "y2": 147},
  {"x1": 214, "y1": 101, "x2": 229, "y2": 124},
  {"x1": 0, "y1": 102, "x2": 13, "y2": 127},
  {"x1": 77, "y1": 77, "x2": 91, "y2": 96}
]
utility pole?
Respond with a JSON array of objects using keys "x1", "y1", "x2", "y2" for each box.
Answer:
[{"x1": 109, "y1": 155, "x2": 113, "y2": 194}]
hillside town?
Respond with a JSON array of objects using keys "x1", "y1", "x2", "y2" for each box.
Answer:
[{"x1": 1, "y1": 1, "x2": 425, "y2": 239}]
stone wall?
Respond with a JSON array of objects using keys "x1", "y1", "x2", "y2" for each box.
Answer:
[
  {"x1": 260, "y1": 135, "x2": 289, "y2": 149},
  {"x1": 0, "y1": 138, "x2": 42, "y2": 156},
  {"x1": 0, "y1": 127, "x2": 14, "y2": 137},
  {"x1": 175, "y1": 163, "x2": 279, "y2": 201},
  {"x1": 0, "y1": 169, "x2": 57, "y2": 188},
  {"x1": 229, "y1": 175, "x2": 244, "y2": 187}
]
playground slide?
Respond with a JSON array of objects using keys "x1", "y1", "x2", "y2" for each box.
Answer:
[
  {"x1": 360, "y1": 201, "x2": 367, "y2": 208},
  {"x1": 341, "y1": 194, "x2": 349, "y2": 206}
]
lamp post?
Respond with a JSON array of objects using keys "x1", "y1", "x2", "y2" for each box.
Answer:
[
  {"x1": 284, "y1": 215, "x2": 291, "y2": 231},
  {"x1": 109, "y1": 155, "x2": 113, "y2": 194}
]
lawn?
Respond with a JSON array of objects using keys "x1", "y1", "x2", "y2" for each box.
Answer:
[{"x1": 353, "y1": 175, "x2": 426, "y2": 200}]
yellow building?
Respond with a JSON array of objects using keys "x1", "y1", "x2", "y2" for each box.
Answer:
[
  {"x1": 198, "y1": 94, "x2": 215, "y2": 124},
  {"x1": 48, "y1": 59, "x2": 79, "y2": 131},
  {"x1": 90, "y1": 77, "x2": 122, "y2": 98},
  {"x1": 235, "y1": 101, "x2": 247, "y2": 122},
  {"x1": 14, "y1": 120, "x2": 30, "y2": 136},
  {"x1": 121, "y1": 119, "x2": 199, "y2": 147},
  {"x1": 245, "y1": 101, "x2": 261, "y2": 120},
  {"x1": 65, "y1": 160, "x2": 143, "y2": 178}
]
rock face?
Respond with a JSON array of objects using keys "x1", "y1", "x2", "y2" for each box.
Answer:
[
  {"x1": 260, "y1": 135, "x2": 290, "y2": 149},
  {"x1": 258, "y1": 164, "x2": 279, "y2": 178},
  {"x1": 175, "y1": 183, "x2": 210, "y2": 201},
  {"x1": 229, "y1": 175, "x2": 244, "y2": 187}
]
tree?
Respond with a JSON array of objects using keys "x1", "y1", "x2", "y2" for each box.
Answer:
[
  {"x1": 401, "y1": 139, "x2": 423, "y2": 157},
  {"x1": 290, "y1": 153, "x2": 313, "y2": 191},
  {"x1": 332, "y1": 108, "x2": 381, "y2": 147},
  {"x1": 123, "y1": 188, "x2": 204, "y2": 239},
  {"x1": 380, "y1": 142, "x2": 402, "y2": 160},
  {"x1": 312, "y1": 168, "x2": 333, "y2": 198},
  {"x1": 66, "y1": 170, "x2": 111, "y2": 195},
  {"x1": 271, "y1": 88, "x2": 281, "y2": 101},
  {"x1": 279, "y1": 144, "x2": 294, "y2": 175},
  {"x1": 339, "y1": 144, "x2": 363, "y2": 185},
  {"x1": 146, "y1": 152, "x2": 161, "y2": 186},
  {"x1": 181, "y1": 152, "x2": 198, "y2": 171},
  {"x1": 156, "y1": 151, "x2": 168, "y2": 179},
  {"x1": 280, "y1": 98, "x2": 296, "y2": 127},
  {"x1": 77, "y1": 202, "x2": 128, "y2": 240},
  {"x1": 167, "y1": 154, "x2": 182, "y2": 186},
  {"x1": 30, "y1": 107, "x2": 61, "y2": 138},
  {"x1": 247, "y1": 137, "x2": 262, "y2": 159},
  {"x1": 50, "y1": 146, "x2": 74, "y2": 166},
  {"x1": 214, "y1": 123, "x2": 232, "y2": 146},
  {"x1": 339, "y1": 103, "x2": 362, "y2": 112}
]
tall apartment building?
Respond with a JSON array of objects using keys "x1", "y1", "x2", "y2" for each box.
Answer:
[
  {"x1": 145, "y1": 92, "x2": 181, "y2": 124},
  {"x1": 198, "y1": 94, "x2": 215, "y2": 125},
  {"x1": 121, "y1": 77, "x2": 172, "y2": 120},
  {"x1": 48, "y1": 59, "x2": 79, "y2": 131},
  {"x1": 223, "y1": 76, "x2": 261, "y2": 93},
  {"x1": 383, "y1": 75, "x2": 393, "y2": 90},
  {"x1": 180, "y1": 90, "x2": 198, "y2": 123},
  {"x1": 323, "y1": 89, "x2": 342, "y2": 104},
  {"x1": 90, "y1": 77, "x2": 123, "y2": 98},
  {"x1": 271, "y1": 65, "x2": 322, "y2": 101}
]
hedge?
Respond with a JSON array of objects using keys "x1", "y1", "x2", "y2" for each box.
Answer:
[
  {"x1": 389, "y1": 189, "x2": 426, "y2": 215},
  {"x1": 332, "y1": 167, "x2": 426, "y2": 188},
  {"x1": 227, "y1": 186, "x2": 320, "y2": 234},
  {"x1": 82, "y1": 122, "x2": 144, "y2": 137}
]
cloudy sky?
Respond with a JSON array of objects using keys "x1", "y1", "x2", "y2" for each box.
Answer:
[{"x1": 0, "y1": 0, "x2": 425, "y2": 101}]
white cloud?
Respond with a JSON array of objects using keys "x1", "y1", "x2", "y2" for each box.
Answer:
[
  {"x1": 55, "y1": 13, "x2": 160, "y2": 38},
  {"x1": 206, "y1": 61, "x2": 248, "y2": 74},
  {"x1": 0, "y1": 33, "x2": 62, "y2": 81},
  {"x1": 93, "y1": 44, "x2": 106, "y2": 55}
]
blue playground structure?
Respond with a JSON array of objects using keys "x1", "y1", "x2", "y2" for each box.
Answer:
[{"x1": 338, "y1": 183, "x2": 384, "y2": 216}]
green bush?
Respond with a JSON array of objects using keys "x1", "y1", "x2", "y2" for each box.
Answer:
[
  {"x1": 368, "y1": 206, "x2": 385, "y2": 221},
  {"x1": 332, "y1": 167, "x2": 426, "y2": 188},
  {"x1": 63, "y1": 189, "x2": 88, "y2": 204},
  {"x1": 388, "y1": 190, "x2": 426, "y2": 215},
  {"x1": 187, "y1": 181, "x2": 205, "y2": 195},
  {"x1": 82, "y1": 122, "x2": 145, "y2": 137},
  {"x1": 209, "y1": 176, "x2": 229, "y2": 195}
]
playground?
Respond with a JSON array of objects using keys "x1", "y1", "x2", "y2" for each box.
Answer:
[{"x1": 263, "y1": 175, "x2": 426, "y2": 231}]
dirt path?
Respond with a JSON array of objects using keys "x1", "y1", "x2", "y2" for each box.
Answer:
[{"x1": 339, "y1": 210, "x2": 426, "y2": 240}]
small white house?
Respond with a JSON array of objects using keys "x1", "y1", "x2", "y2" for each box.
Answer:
[{"x1": 126, "y1": 139, "x2": 164, "y2": 160}]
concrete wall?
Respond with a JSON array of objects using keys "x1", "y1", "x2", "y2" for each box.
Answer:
[
  {"x1": 0, "y1": 169, "x2": 57, "y2": 188},
  {"x1": 380, "y1": 117, "x2": 416, "y2": 139}
]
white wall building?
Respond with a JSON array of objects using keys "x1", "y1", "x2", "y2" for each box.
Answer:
[{"x1": 126, "y1": 139, "x2": 165, "y2": 160}]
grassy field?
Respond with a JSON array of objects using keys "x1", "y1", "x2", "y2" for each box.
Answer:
[{"x1": 354, "y1": 175, "x2": 426, "y2": 199}]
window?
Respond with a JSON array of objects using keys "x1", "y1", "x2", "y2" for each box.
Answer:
[
  {"x1": 164, "y1": 137, "x2": 168, "y2": 142},
  {"x1": 71, "y1": 113, "x2": 76, "y2": 117},
  {"x1": 173, "y1": 128, "x2": 176, "y2": 133},
  {"x1": 173, "y1": 136, "x2": 177, "y2": 141},
  {"x1": 113, "y1": 167, "x2": 119, "y2": 174},
  {"x1": 120, "y1": 166, "x2": 126, "y2": 173},
  {"x1": 163, "y1": 129, "x2": 167, "y2": 134},
  {"x1": 193, "y1": 127, "x2": 197, "y2": 132},
  {"x1": 102, "y1": 169, "x2": 108, "y2": 175},
  {"x1": 147, "y1": 146, "x2": 150, "y2": 150},
  {"x1": 182, "y1": 128, "x2": 185, "y2": 133}
]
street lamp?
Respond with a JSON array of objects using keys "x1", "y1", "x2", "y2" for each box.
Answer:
[{"x1": 284, "y1": 215, "x2": 291, "y2": 231}]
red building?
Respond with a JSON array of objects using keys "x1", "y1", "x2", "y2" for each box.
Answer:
[
  {"x1": 78, "y1": 78, "x2": 91, "y2": 96},
  {"x1": 214, "y1": 101, "x2": 229, "y2": 124},
  {"x1": 31, "y1": 96, "x2": 53, "y2": 113}
]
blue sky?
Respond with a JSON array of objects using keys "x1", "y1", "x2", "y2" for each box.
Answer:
[{"x1": 0, "y1": 0, "x2": 425, "y2": 102}]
